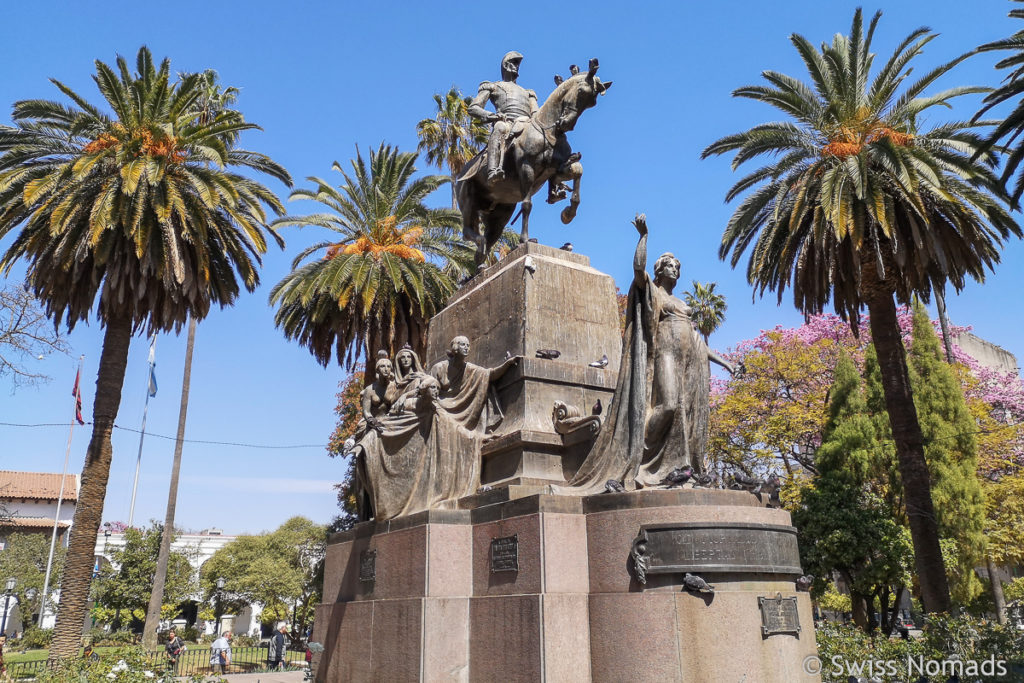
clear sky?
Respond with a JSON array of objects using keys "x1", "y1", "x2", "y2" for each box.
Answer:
[{"x1": 1, "y1": 1, "x2": 1022, "y2": 533}]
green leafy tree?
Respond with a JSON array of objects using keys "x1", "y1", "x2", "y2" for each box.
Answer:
[
  {"x1": 92, "y1": 524, "x2": 195, "y2": 630},
  {"x1": 794, "y1": 354, "x2": 912, "y2": 633},
  {"x1": 200, "y1": 516, "x2": 325, "y2": 640},
  {"x1": 0, "y1": 532, "x2": 65, "y2": 626},
  {"x1": 905, "y1": 301, "x2": 986, "y2": 603},
  {"x1": 701, "y1": 9, "x2": 1021, "y2": 613},
  {"x1": 326, "y1": 368, "x2": 364, "y2": 532},
  {"x1": 269, "y1": 144, "x2": 466, "y2": 378},
  {"x1": 416, "y1": 87, "x2": 489, "y2": 208},
  {"x1": 0, "y1": 48, "x2": 290, "y2": 658},
  {"x1": 682, "y1": 281, "x2": 727, "y2": 341}
]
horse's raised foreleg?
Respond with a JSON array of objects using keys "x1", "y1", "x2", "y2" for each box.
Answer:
[
  {"x1": 560, "y1": 160, "x2": 583, "y2": 224},
  {"x1": 518, "y1": 166, "x2": 536, "y2": 243}
]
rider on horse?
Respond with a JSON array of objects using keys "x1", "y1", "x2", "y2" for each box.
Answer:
[{"x1": 468, "y1": 51, "x2": 538, "y2": 185}]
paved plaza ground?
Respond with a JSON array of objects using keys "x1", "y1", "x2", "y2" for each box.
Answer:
[{"x1": 184, "y1": 672, "x2": 306, "y2": 682}]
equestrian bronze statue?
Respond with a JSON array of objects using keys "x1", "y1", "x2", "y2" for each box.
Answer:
[{"x1": 459, "y1": 55, "x2": 612, "y2": 268}]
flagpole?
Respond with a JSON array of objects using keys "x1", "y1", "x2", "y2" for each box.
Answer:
[
  {"x1": 128, "y1": 334, "x2": 156, "y2": 528},
  {"x1": 39, "y1": 354, "x2": 84, "y2": 629}
]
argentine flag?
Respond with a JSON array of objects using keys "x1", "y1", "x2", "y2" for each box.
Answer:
[{"x1": 147, "y1": 335, "x2": 158, "y2": 397}]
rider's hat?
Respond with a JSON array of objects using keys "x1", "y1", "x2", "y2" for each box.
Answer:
[{"x1": 501, "y1": 51, "x2": 524, "y2": 77}]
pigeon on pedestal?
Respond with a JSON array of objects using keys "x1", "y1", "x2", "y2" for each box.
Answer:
[
  {"x1": 603, "y1": 479, "x2": 625, "y2": 493},
  {"x1": 659, "y1": 466, "x2": 694, "y2": 488},
  {"x1": 683, "y1": 573, "x2": 714, "y2": 594}
]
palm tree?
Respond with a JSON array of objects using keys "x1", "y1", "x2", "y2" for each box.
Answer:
[
  {"x1": 977, "y1": 0, "x2": 1024, "y2": 204},
  {"x1": 683, "y1": 280, "x2": 727, "y2": 341},
  {"x1": 0, "y1": 47, "x2": 291, "y2": 658},
  {"x1": 701, "y1": 9, "x2": 1021, "y2": 613},
  {"x1": 416, "y1": 88, "x2": 489, "y2": 208},
  {"x1": 141, "y1": 69, "x2": 243, "y2": 651},
  {"x1": 270, "y1": 144, "x2": 465, "y2": 377}
]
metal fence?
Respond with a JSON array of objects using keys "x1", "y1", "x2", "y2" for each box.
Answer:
[{"x1": 6, "y1": 646, "x2": 309, "y2": 679}]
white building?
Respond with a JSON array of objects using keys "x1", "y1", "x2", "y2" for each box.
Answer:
[
  {"x1": 94, "y1": 527, "x2": 265, "y2": 636},
  {"x1": 0, "y1": 470, "x2": 78, "y2": 632},
  {"x1": 0, "y1": 470, "x2": 78, "y2": 545}
]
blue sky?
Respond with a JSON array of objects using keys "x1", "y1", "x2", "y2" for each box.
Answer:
[{"x1": 1, "y1": 1, "x2": 1022, "y2": 533}]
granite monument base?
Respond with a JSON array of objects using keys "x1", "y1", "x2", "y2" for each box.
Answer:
[
  {"x1": 425, "y1": 241, "x2": 622, "y2": 489},
  {"x1": 312, "y1": 489, "x2": 820, "y2": 682}
]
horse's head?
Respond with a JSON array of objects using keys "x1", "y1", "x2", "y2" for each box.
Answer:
[{"x1": 544, "y1": 58, "x2": 612, "y2": 132}]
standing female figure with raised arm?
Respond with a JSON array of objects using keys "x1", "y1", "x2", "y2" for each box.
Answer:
[{"x1": 563, "y1": 214, "x2": 735, "y2": 493}]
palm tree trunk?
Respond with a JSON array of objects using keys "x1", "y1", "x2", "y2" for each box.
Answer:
[
  {"x1": 866, "y1": 289, "x2": 952, "y2": 613},
  {"x1": 50, "y1": 315, "x2": 134, "y2": 659},
  {"x1": 987, "y1": 554, "x2": 1008, "y2": 625},
  {"x1": 935, "y1": 287, "x2": 955, "y2": 364},
  {"x1": 450, "y1": 172, "x2": 458, "y2": 210},
  {"x1": 142, "y1": 317, "x2": 196, "y2": 649}
]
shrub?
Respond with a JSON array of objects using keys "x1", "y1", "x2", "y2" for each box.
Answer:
[
  {"x1": 232, "y1": 634, "x2": 259, "y2": 647},
  {"x1": 21, "y1": 627, "x2": 53, "y2": 649},
  {"x1": 179, "y1": 626, "x2": 200, "y2": 643},
  {"x1": 31, "y1": 647, "x2": 195, "y2": 683},
  {"x1": 94, "y1": 630, "x2": 139, "y2": 647},
  {"x1": 815, "y1": 614, "x2": 1024, "y2": 682}
]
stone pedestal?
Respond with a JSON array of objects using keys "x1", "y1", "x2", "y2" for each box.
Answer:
[
  {"x1": 312, "y1": 490, "x2": 820, "y2": 682},
  {"x1": 425, "y1": 242, "x2": 622, "y2": 488}
]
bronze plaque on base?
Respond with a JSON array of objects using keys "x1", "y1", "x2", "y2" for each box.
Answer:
[
  {"x1": 759, "y1": 592, "x2": 801, "y2": 636},
  {"x1": 491, "y1": 534, "x2": 519, "y2": 572},
  {"x1": 359, "y1": 549, "x2": 376, "y2": 582},
  {"x1": 630, "y1": 522, "x2": 802, "y2": 583}
]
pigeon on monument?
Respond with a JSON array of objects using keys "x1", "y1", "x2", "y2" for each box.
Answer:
[
  {"x1": 693, "y1": 472, "x2": 718, "y2": 489},
  {"x1": 604, "y1": 479, "x2": 625, "y2": 493},
  {"x1": 796, "y1": 575, "x2": 814, "y2": 592},
  {"x1": 504, "y1": 350, "x2": 513, "y2": 361},
  {"x1": 659, "y1": 466, "x2": 694, "y2": 488},
  {"x1": 683, "y1": 573, "x2": 714, "y2": 594},
  {"x1": 553, "y1": 74, "x2": 563, "y2": 85},
  {"x1": 588, "y1": 354, "x2": 609, "y2": 368},
  {"x1": 536, "y1": 349, "x2": 561, "y2": 360},
  {"x1": 560, "y1": 242, "x2": 573, "y2": 251},
  {"x1": 569, "y1": 64, "x2": 580, "y2": 75},
  {"x1": 760, "y1": 473, "x2": 782, "y2": 498},
  {"x1": 728, "y1": 471, "x2": 766, "y2": 493},
  {"x1": 591, "y1": 399, "x2": 602, "y2": 416},
  {"x1": 524, "y1": 255, "x2": 537, "y2": 274}
]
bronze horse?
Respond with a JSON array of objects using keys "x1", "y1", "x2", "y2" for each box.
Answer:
[{"x1": 457, "y1": 59, "x2": 611, "y2": 267}]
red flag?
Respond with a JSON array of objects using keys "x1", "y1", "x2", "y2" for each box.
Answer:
[{"x1": 72, "y1": 368, "x2": 84, "y2": 425}]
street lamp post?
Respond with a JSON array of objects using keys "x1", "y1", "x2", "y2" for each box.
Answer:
[
  {"x1": 24, "y1": 588, "x2": 37, "y2": 626},
  {"x1": 215, "y1": 577, "x2": 225, "y2": 635},
  {"x1": 1, "y1": 578, "x2": 15, "y2": 636}
]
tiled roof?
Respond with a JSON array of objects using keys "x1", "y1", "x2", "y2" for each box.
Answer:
[
  {"x1": 1, "y1": 516, "x2": 71, "y2": 528},
  {"x1": 0, "y1": 471, "x2": 78, "y2": 501}
]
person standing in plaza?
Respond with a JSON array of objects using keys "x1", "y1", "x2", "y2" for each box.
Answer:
[
  {"x1": 210, "y1": 630, "x2": 232, "y2": 674},
  {"x1": 268, "y1": 622, "x2": 288, "y2": 670},
  {"x1": 164, "y1": 629, "x2": 185, "y2": 673}
]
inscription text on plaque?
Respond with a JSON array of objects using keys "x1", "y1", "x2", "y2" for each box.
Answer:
[
  {"x1": 630, "y1": 522, "x2": 803, "y2": 583},
  {"x1": 359, "y1": 549, "x2": 376, "y2": 582},
  {"x1": 491, "y1": 534, "x2": 519, "y2": 573},
  {"x1": 758, "y1": 593, "x2": 801, "y2": 636}
]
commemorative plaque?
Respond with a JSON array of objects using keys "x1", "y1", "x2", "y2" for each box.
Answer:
[
  {"x1": 359, "y1": 549, "x2": 376, "y2": 582},
  {"x1": 630, "y1": 522, "x2": 802, "y2": 584},
  {"x1": 490, "y1": 534, "x2": 519, "y2": 572},
  {"x1": 758, "y1": 592, "x2": 801, "y2": 636}
]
